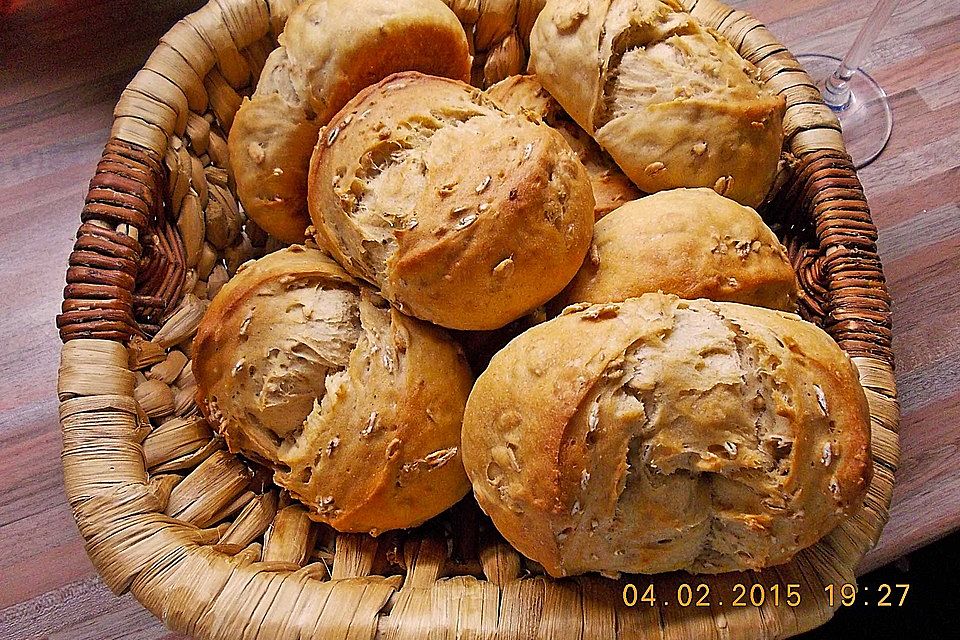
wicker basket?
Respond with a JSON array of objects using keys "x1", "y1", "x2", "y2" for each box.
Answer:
[{"x1": 56, "y1": 0, "x2": 900, "y2": 637}]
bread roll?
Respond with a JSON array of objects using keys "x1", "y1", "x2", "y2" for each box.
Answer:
[
  {"x1": 308, "y1": 72, "x2": 595, "y2": 331},
  {"x1": 229, "y1": 0, "x2": 471, "y2": 243},
  {"x1": 558, "y1": 188, "x2": 799, "y2": 311},
  {"x1": 487, "y1": 75, "x2": 642, "y2": 219},
  {"x1": 194, "y1": 246, "x2": 472, "y2": 533},
  {"x1": 529, "y1": 0, "x2": 785, "y2": 207},
  {"x1": 462, "y1": 294, "x2": 871, "y2": 576}
]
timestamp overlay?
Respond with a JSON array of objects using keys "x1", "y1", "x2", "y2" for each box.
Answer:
[{"x1": 621, "y1": 580, "x2": 910, "y2": 609}]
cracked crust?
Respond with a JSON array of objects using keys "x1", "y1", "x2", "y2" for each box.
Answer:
[
  {"x1": 228, "y1": 0, "x2": 471, "y2": 242},
  {"x1": 461, "y1": 293, "x2": 872, "y2": 576},
  {"x1": 556, "y1": 188, "x2": 799, "y2": 311},
  {"x1": 529, "y1": 0, "x2": 785, "y2": 207},
  {"x1": 486, "y1": 75, "x2": 643, "y2": 220},
  {"x1": 308, "y1": 72, "x2": 595, "y2": 330},
  {"x1": 193, "y1": 246, "x2": 472, "y2": 533}
]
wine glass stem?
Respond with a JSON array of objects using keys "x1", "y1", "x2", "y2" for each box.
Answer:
[{"x1": 823, "y1": 0, "x2": 899, "y2": 109}]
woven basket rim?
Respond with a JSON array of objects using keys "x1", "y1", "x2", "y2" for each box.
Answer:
[{"x1": 57, "y1": 1, "x2": 900, "y2": 638}]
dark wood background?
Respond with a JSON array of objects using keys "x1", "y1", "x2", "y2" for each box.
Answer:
[{"x1": 0, "y1": 0, "x2": 957, "y2": 637}]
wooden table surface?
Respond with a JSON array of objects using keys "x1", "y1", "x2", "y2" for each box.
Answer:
[{"x1": 0, "y1": 0, "x2": 957, "y2": 637}]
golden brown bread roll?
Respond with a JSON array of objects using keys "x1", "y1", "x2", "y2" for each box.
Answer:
[
  {"x1": 529, "y1": 0, "x2": 785, "y2": 207},
  {"x1": 462, "y1": 294, "x2": 872, "y2": 576},
  {"x1": 558, "y1": 188, "x2": 799, "y2": 311},
  {"x1": 229, "y1": 0, "x2": 471, "y2": 243},
  {"x1": 308, "y1": 72, "x2": 595, "y2": 331},
  {"x1": 486, "y1": 75, "x2": 642, "y2": 219},
  {"x1": 194, "y1": 246, "x2": 472, "y2": 533}
]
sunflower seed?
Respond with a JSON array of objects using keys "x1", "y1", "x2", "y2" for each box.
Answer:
[
  {"x1": 814, "y1": 384, "x2": 828, "y2": 415},
  {"x1": 326, "y1": 437, "x2": 340, "y2": 456},
  {"x1": 361, "y1": 412, "x2": 379, "y2": 437},
  {"x1": 455, "y1": 214, "x2": 478, "y2": 229}
]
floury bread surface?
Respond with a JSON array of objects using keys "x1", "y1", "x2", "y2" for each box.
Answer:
[
  {"x1": 462, "y1": 294, "x2": 872, "y2": 576},
  {"x1": 308, "y1": 72, "x2": 595, "y2": 330},
  {"x1": 193, "y1": 246, "x2": 472, "y2": 533},
  {"x1": 529, "y1": 0, "x2": 785, "y2": 207},
  {"x1": 558, "y1": 188, "x2": 799, "y2": 311},
  {"x1": 228, "y1": 0, "x2": 471, "y2": 242}
]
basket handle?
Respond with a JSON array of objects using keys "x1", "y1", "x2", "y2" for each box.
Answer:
[{"x1": 57, "y1": 140, "x2": 178, "y2": 341}]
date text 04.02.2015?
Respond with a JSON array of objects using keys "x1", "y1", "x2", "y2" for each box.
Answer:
[{"x1": 621, "y1": 582, "x2": 910, "y2": 608}]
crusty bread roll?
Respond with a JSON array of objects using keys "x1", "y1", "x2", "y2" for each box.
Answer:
[
  {"x1": 462, "y1": 294, "x2": 871, "y2": 576},
  {"x1": 229, "y1": 0, "x2": 471, "y2": 243},
  {"x1": 486, "y1": 75, "x2": 642, "y2": 219},
  {"x1": 308, "y1": 72, "x2": 595, "y2": 331},
  {"x1": 558, "y1": 188, "x2": 799, "y2": 311},
  {"x1": 194, "y1": 246, "x2": 472, "y2": 533},
  {"x1": 529, "y1": 0, "x2": 785, "y2": 207}
]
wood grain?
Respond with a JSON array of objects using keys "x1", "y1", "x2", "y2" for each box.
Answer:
[{"x1": 0, "y1": 0, "x2": 956, "y2": 637}]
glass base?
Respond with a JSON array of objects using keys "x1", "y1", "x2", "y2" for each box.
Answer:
[{"x1": 795, "y1": 53, "x2": 893, "y2": 169}]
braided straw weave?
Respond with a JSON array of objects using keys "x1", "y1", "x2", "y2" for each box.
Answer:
[{"x1": 56, "y1": 0, "x2": 899, "y2": 637}]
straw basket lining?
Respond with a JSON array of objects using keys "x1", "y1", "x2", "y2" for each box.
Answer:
[{"x1": 57, "y1": 0, "x2": 900, "y2": 637}]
